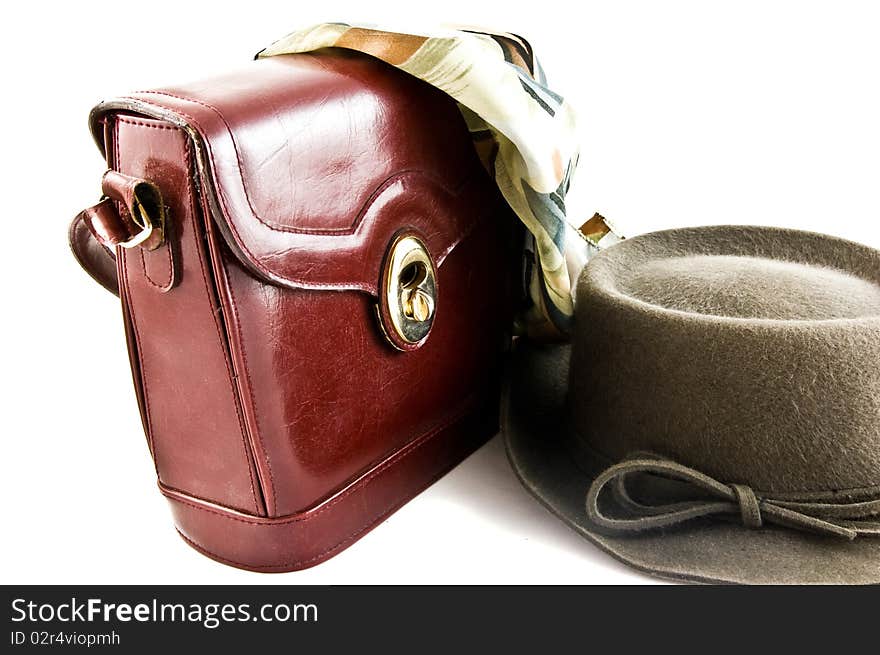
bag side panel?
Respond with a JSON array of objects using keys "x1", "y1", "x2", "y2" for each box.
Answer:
[{"x1": 111, "y1": 114, "x2": 266, "y2": 516}]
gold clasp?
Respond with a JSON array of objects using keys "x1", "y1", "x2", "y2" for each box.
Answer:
[{"x1": 380, "y1": 234, "x2": 437, "y2": 348}]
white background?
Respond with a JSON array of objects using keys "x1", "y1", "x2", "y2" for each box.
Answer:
[{"x1": 1, "y1": 1, "x2": 878, "y2": 584}]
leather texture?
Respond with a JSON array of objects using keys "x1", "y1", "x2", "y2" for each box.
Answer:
[
  {"x1": 89, "y1": 50, "x2": 491, "y2": 294},
  {"x1": 80, "y1": 197, "x2": 132, "y2": 249},
  {"x1": 112, "y1": 114, "x2": 264, "y2": 514},
  {"x1": 69, "y1": 211, "x2": 118, "y2": 295},
  {"x1": 72, "y1": 49, "x2": 521, "y2": 570}
]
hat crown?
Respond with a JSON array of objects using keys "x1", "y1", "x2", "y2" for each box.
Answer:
[
  {"x1": 619, "y1": 253, "x2": 880, "y2": 321},
  {"x1": 570, "y1": 226, "x2": 880, "y2": 499}
]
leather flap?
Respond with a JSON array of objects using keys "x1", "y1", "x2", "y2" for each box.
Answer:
[{"x1": 88, "y1": 49, "x2": 498, "y2": 294}]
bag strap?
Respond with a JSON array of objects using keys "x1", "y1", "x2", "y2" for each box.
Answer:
[
  {"x1": 68, "y1": 170, "x2": 168, "y2": 295},
  {"x1": 69, "y1": 208, "x2": 119, "y2": 295}
]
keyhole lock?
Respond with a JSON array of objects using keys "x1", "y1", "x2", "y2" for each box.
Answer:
[{"x1": 380, "y1": 234, "x2": 437, "y2": 349}]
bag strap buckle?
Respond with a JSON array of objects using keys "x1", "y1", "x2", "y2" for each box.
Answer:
[{"x1": 81, "y1": 170, "x2": 166, "y2": 252}]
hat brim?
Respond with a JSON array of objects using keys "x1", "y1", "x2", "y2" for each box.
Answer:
[{"x1": 502, "y1": 341, "x2": 880, "y2": 584}]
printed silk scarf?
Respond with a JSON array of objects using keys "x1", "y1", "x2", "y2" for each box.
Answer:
[{"x1": 259, "y1": 23, "x2": 620, "y2": 338}]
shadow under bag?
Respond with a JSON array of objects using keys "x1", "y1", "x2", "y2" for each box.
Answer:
[{"x1": 70, "y1": 49, "x2": 523, "y2": 571}]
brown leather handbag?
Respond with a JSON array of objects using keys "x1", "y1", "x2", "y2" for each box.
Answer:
[{"x1": 70, "y1": 49, "x2": 522, "y2": 571}]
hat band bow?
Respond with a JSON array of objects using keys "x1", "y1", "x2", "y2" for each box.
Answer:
[{"x1": 585, "y1": 456, "x2": 880, "y2": 540}]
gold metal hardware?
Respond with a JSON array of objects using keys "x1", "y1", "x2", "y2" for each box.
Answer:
[
  {"x1": 403, "y1": 287, "x2": 434, "y2": 322},
  {"x1": 577, "y1": 212, "x2": 612, "y2": 245},
  {"x1": 577, "y1": 212, "x2": 622, "y2": 249},
  {"x1": 118, "y1": 201, "x2": 155, "y2": 249},
  {"x1": 119, "y1": 181, "x2": 165, "y2": 250},
  {"x1": 384, "y1": 235, "x2": 437, "y2": 346}
]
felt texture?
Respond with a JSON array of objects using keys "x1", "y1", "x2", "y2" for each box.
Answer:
[
  {"x1": 502, "y1": 225, "x2": 880, "y2": 584},
  {"x1": 571, "y1": 226, "x2": 880, "y2": 497}
]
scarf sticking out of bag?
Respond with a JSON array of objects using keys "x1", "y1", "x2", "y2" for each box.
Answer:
[{"x1": 259, "y1": 23, "x2": 620, "y2": 339}]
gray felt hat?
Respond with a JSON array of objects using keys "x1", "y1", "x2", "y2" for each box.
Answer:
[{"x1": 503, "y1": 225, "x2": 880, "y2": 584}]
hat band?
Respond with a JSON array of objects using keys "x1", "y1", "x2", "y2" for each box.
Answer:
[{"x1": 585, "y1": 454, "x2": 880, "y2": 540}]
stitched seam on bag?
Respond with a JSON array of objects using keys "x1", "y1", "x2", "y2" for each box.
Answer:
[
  {"x1": 115, "y1": 117, "x2": 175, "y2": 290},
  {"x1": 172, "y1": 409, "x2": 481, "y2": 570},
  {"x1": 175, "y1": 484, "x2": 412, "y2": 569},
  {"x1": 162, "y1": 396, "x2": 477, "y2": 526},
  {"x1": 129, "y1": 146, "x2": 173, "y2": 289},
  {"x1": 115, "y1": 117, "x2": 157, "y2": 463},
  {"x1": 115, "y1": 117, "x2": 177, "y2": 131},
  {"x1": 133, "y1": 90, "x2": 472, "y2": 236},
  {"x1": 218, "y1": 255, "x2": 277, "y2": 515},
  {"x1": 182, "y1": 137, "x2": 262, "y2": 514},
  {"x1": 139, "y1": 251, "x2": 173, "y2": 291}
]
